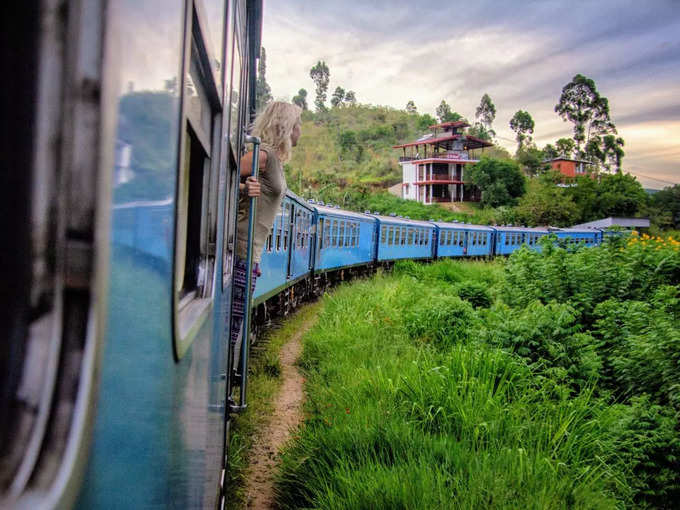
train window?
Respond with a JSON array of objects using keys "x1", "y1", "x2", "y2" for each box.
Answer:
[
  {"x1": 175, "y1": 22, "x2": 224, "y2": 358},
  {"x1": 319, "y1": 218, "x2": 325, "y2": 250},
  {"x1": 339, "y1": 222, "x2": 345, "y2": 247},
  {"x1": 275, "y1": 213, "x2": 282, "y2": 251},
  {"x1": 399, "y1": 227, "x2": 404, "y2": 245},
  {"x1": 326, "y1": 218, "x2": 331, "y2": 249},
  {"x1": 381, "y1": 225, "x2": 386, "y2": 244},
  {"x1": 283, "y1": 203, "x2": 291, "y2": 250},
  {"x1": 459, "y1": 233, "x2": 464, "y2": 247},
  {"x1": 388, "y1": 226, "x2": 394, "y2": 245}
]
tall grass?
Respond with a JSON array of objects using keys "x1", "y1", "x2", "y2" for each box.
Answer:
[{"x1": 275, "y1": 262, "x2": 636, "y2": 509}]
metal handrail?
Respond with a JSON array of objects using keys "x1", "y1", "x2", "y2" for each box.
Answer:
[{"x1": 230, "y1": 134, "x2": 260, "y2": 414}]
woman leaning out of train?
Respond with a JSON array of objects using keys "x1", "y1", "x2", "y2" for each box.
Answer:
[{"x1": 230, "y1": 101, "x2": 302, "y2": 346}]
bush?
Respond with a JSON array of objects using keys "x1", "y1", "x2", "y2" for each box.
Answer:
[
  {"x1": 455, "y1": 281, "x2": 492, "y2": 308},
  {"x1": 403, "y1": 294, "x2": 478, "y2": 347}
]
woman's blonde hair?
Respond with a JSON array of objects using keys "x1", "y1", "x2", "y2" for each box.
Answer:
[{"x1": 251, "y1": 102, "x2": 302, "y2": 163}]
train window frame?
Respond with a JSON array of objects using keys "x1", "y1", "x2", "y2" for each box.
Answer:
[
  {"x1": 380, "y1": 225, "x2": 386, "y2": 244},
  {"x1": 275, "y1": 213, "x2": 281, "y2": 251},
  {"x1": 173, "y1": 2, "x2": 227, "y2": 360},
  {"x1": 283, "y1": 202, "x2": 291, "y2": 251}
]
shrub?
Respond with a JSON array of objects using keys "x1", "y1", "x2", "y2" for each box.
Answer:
[
  {"x1": 403, "y1": 294, "x2": 478, "y2": 347},
  {"x1": 455, "y1": 281, "x2": 492, "y2": 308}
]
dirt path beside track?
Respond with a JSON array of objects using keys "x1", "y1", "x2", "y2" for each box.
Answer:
[{"x1": 243, "y1": 317, "x2": 315, "y2": 509}]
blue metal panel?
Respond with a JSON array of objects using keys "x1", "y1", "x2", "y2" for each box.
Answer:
[
  {"x1": 494, "y1": 227, "x2": 550, "y2": 255},
  {"x1": 77, "y1": 0, "x2": 240, "y2": 507},
  {"x1": 289, "y1": 195, "x2": 314, "y2": 280},
  {"x1": 434, "y1": 228, "x2": 467, "y2": 258},
  {"x1": 315, "y1": 213, "x2": 376, "y2": 271},
  {"x1": 553, "y1": 229, "x2": 600, "y2": 247},
  {"x1": 375, "y1": 219, "x2": 435, "y2": 261},
  {"x1": 255, "y1": 209, "x2": 289, "y2": 302}
]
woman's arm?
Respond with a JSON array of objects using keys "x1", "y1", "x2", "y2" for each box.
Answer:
[
  {"x1": 238, "y1": 149, "x2": 268, "y2": 197},
  {"x1": 239, "y1": 149, "x2": 268, "y2": 178}
]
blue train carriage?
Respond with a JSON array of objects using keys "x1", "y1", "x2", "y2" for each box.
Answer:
[
  {"x1": 440, "y1": 222, "x2": 495, "y2": 258},
  {"x1": 550, "y1": 227, "x2": 602, "y2": 247},
  {"x1": 254, "y1": 191, "x2": 315, "y2": 309},
  {"x1": 312, "y1": 203, "x2": 378, "y2": 272},
  {"x1": 1, "y1": 1, "x2": 263, "y2": 509},
  {"x1": 494, "y1": 226, "x2": 550, "y2": 255},
  {"x1": 371, "y1": 214, "x2": 435, "y2": 262}
]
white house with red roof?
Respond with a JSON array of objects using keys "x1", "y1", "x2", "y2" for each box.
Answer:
[{"x1": 393, "y1": 121, "x2": 493, "y2": 204}]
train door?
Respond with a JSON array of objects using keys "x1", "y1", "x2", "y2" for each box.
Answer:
[{"x1": 285, "y1": 201, "x2": 294, "y2": 279}]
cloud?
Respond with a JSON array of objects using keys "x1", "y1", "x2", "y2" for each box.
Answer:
[{"x1": 262, "y1": 0, "x2": 680, "y2": 187}]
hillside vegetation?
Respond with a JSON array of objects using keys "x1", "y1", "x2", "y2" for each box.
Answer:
[{"x1": 285, "y1": 105, "x2": 508, "y2": 191}]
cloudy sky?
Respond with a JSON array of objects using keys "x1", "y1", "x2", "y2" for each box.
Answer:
[{"x1": 262, "y1": 0, "x2": 680, "y2": 189}]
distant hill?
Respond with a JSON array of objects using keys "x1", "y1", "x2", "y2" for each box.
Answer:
[{"x1": 284, "y1": 104, "x2": 510, "y2": 193}]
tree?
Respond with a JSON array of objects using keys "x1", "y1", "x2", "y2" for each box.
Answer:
[
  {"x1": 344, "y1": 90, "x2": 356, "y2": 106},
  {"x1": 406, "y1": 100, "x2": 417, "y2": 113},
  {"x1": 516, "y1": 146, "x2": 549, "y2": 177},
  {"x1": 543, "y1": 143, "x2": 558, "y2": 160},
  {"x1": 417, "y1": 113, "x2": 437, "y2": 132},
  {"x1": 467, "y1": 156, "x2": 526, "y2": 207},
  {"x1": 292, "y1": 88, "x2": 308, "y2": 110},
  {"x1": 514, "y1": 180, "x2": 579, "y2": 226},
  {"x1": 597, "y1": 173, "x2": 648, "y2": 217},
  {"x1": 435, "y1": 100, "x2": 463, "y2": 123},
  {"x1": 509, "y1": 110, "x2": 534, "y2": 151},
  {"x1": 555, "y1": 138, "x2": 575, "y2": 159},
  {"x1": 331, "y1": 86, "x2": 346, "y2": 108},
  {"x1": 309, "y1": 60, "x2": 330, "y2": 112},
  {"x1": 555, "y1": 74, "x2": 616, "y2": 157},
  {"x1": 602, "y1": 135, "x2": 625, "y2": 173},
  {"x1": 649, "y1": 184, "x2": 680, "y2": 229},
  {"x1": 475, "y1": 93, "x2": 496, "y2": 138},
  {"x1": 467, "y1": 123, "x2": 493, "y2": 141},
  {"x1": 255, "y1": 47, "x2": 272, "y2": 110}
]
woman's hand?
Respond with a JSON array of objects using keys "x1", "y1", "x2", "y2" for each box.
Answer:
[{"x1": 243, "y1": 175, "x2": 261, "y2": 197}]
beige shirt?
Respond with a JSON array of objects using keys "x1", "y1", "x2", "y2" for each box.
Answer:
[{"x1": 236, "y1": 143, "x2": 287, "y2": 263}]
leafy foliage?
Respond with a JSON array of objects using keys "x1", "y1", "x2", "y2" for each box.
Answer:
[
  {"x1": 466, "y1": 156, "x2": 526, "y2": 207},
  {"x1": 509, "y1": 110, "x2": 534, "y2": 150},
  {"x1": 291, "y1": 88, "x2": 308, "y2": 110},
  {"x1": 309, "y1": 60, "x2": 330, "y2": 112},
  {"x1": 276, "y1": 247, "x2": 680, "y2": 508},
  {"x1": 255, "y1": 47, "x2": 272, "y2": 110}
]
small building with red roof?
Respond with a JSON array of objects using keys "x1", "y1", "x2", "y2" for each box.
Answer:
[
  {"x1": 393, "y1": 121, "x2": 493, "y2": 204},
  {"x1": 546, "y1": 157, "x2": 591, "y2": 178}
]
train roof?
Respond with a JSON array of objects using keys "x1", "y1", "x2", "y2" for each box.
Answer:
[
  {"x1": 367, "y1": 213, "x2": 435, "y2": 227},
  {"x1": 432, "y1": 221, "x2": 495, "y2": 231},
  {"x1": 493, "y1": 225, "x2": 550, "y2": 232},
  {"x1": 285, "y1": 189, "x2": 314, "y2": 209},
  {"x1": 550, "y1": 227, "x2": 600, "y2": 234},
  {"x1": 309, "y1": 202, "x2": 376, "y2": 221}
]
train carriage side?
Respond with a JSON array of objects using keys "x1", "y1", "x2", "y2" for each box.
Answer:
[
  {"x1": 312, "y1": 205, "x2": 377, "y2": 272},
  {"x1": 460, "y1": 224, "x2": 495, "y2": 257},
  {"x1": 551, "y1": 227, "x2": 601, "y2": 247},
  {"x1": 372, "y1": 215, "x2": 435, "y2": 262},
  {"x1": 432, "y1": 222, "x2": 492, "y2": 258},
  {"x1": 1, "y1": 1, "x2": 264, "y2": 509},
  {"x1": 495, "y1": 226, "x2": 550, "y2": 255},
  {"x1": 254, "y1": 191, "x2": 314, "y2": 304}
]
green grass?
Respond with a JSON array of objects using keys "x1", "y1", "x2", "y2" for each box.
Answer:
[
  {"x1": 274, "y1": 261, "x2": 633, "y2": 509},
  {"x1": 225, "y1": 302, "x2": 322, "y2": 509}
]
